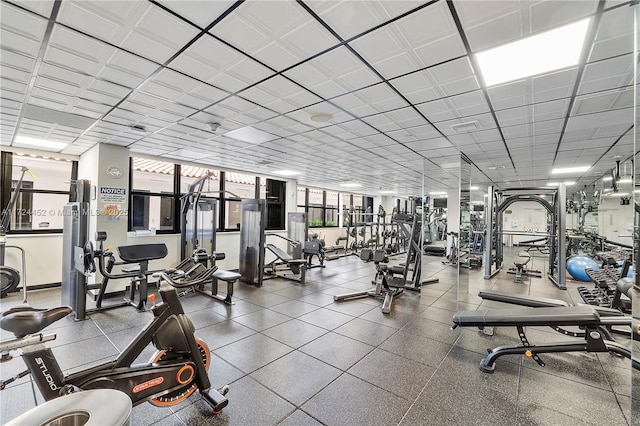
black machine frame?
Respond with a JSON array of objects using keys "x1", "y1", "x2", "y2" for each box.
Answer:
[
  {"x1": 334, "y1": 213, "x2": 437, "y2": 313},
  {"x1": 483, "y1": 185, "x2": 567, "y2": 289}
]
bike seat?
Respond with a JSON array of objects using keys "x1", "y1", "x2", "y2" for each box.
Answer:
[{"x1": 1, "y1": 307, "x2": 71, "y2": 336}]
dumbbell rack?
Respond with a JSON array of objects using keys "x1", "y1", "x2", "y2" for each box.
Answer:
[{"x1": 579, "y1": 266, "x2": 622, "y2": 309}]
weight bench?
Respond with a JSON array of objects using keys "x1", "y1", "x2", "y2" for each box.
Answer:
[
  {"x1": 507, "y1": 251, "x2": 542, "y2": 282},
  {"x1": 162, "y1": 253, "x2": 240, "y2": 305},
  {"x1": 114, "y1": 243, "x2": 167, "y2": 311},
  {"x1": 451, "y1": 306, "x2": 638, "y2": 373},
  {"x1": 264, "y1": 244, "x2": 307, "y2": 284}
]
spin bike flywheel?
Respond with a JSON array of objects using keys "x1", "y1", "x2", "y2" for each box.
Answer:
[
  {"x1": 149, "y1": 338, "x2": 210, "y2": 406},
  {"x1": 0, "y1": 266, "x2": 20, "y2": 298}
]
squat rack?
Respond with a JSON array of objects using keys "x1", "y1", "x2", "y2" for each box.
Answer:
[{"x1": 483, "y1": 184, "x2": 566, "y2": 289}]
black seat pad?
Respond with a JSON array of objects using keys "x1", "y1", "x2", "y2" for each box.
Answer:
[
  {"x1": 118, "y1": 243, "x2": 167, "y2": 263},
  {"x1": 1, "y1": 307, "x2": 71, "y2": 336},
  {"x1": 452, "y1": 306, "x2": 601, "y2": 328}
]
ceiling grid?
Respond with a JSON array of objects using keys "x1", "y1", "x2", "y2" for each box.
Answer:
[{"x1": 0, "y1": 0, "x2": 635, "y2": 196}]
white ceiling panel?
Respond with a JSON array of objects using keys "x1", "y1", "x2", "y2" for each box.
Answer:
[
  {"x1": 588, "y1": 4, "x2": 634, "y2": 62},
  {"x1": 156, "y1": 0, "x2": 235, "y2": 29},
  {"x1": 0, "y1": 0, "x2": 635, "y2": 195}
]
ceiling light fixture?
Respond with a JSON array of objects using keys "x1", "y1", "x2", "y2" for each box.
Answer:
[
  {"x1": 309, "y1": 112, "x2": 333, "y2": 123},
  {"x1": 603, "y1": 176, "x2": 613, "y2": 181},
  {"x1": 224, "y1": 126, "x2": 278, "y2": 144},
  {"x1": 429, "y1": 191, "x2": 447, "y2": 196},
  {"x1": 379, "y1": 190, "x2": 396, "y2": 194},
  {"x1": 475, "y1": 18, "x2": 590, "y2": 86},
  {"x1": 272, "y1": 170, "x2": 300, "y2": 176},
  {"x1": 551, "y1": 166, "x2": 590, "y2": 174},
  {"x1": 546, "y1": 181, "x2": 575, "y2": 187},
  {"x1": 14, "y1": 135, "x2": 67, "y2": 150},
  {"x1": 340, "y1": 182, "x2": 362, "y2": 188},
  {"x1": 207, "y1": 122, "x2": 221, "y2": 132}
]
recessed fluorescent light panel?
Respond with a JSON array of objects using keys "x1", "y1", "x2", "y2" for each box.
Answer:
[
  {"x1": 224, "y1": 126, "x2": 278, "y2": 144},
  {"x1": 429, "y1": 191, "x2": 447, "y2": 196},
  {"x1": 475, "y1": 18, "x2": 590, "y2": 86},
  {"x1": 379, "y1": 190, "x2": 396, "y2": 194},
  {"x1": 14, "y1": 135, "x2": 68, "y2": 150},
  {"x1": 551, "y1": 166, "x2": 590, "y2": 174},
  {"x1": 546, "y1": 182, "x2": 575, "y2": 187},
  {"x1": 340, "y1": 182, "x2": 362, "y2": 188},
  {"x1": 272, "y1": 170, "x2": 300, "y2": 176}
]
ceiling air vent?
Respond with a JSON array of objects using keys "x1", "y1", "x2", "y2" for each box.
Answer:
[
  {"x1": 450, "y1": 121, "x2": 480, "y2": 133},
  {"x1": 129, "y1": 124, "x2": 147, "y2": 133}
]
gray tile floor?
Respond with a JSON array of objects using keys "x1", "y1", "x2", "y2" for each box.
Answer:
[{"x1": 0, "y1": 250, "x2": 635, "y2": 425}]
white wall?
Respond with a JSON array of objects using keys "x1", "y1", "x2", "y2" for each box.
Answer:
[
  {"x1": 597, "y1": 196, "x2": 634, "y2": 246},
  {"x1": 501, "y1": 201, "x2": 549, "y2": 245},
  {"x1": 4, "y1": 234, "x2": 64, "y2": 288}
]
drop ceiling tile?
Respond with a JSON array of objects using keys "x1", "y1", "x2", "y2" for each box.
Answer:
[
  {"x1": 532, "y1": 118, "x2": 564, "y2": 135},
  {"x1": 0, "y1": 4, "x2": 48, "y2": 56},
  {"x1": 156, "y1": 0, "x2": 236, "y2": 29},
  {"x1": 309, "y1": 1, "x2": 385, "y2": 40},
  {"x1": 461, "y1": 7, "x2": 522, "y2": 52},
  {"x1": 566, "y1": 108, "x2": 633, "y2": 133},
  {"x1": 209, "y1": 12, "x2": 268, "y2": 53},
  {"x1": 530, "y1": 0, "x2": 596, "y2": 33},
  {"x1": 262, "y1": 98, "x2": 299, "y2": 115},
  {"x1": 532, "y1": 98, "x2": 569, "y2": 121},
  {"x1": 415, "y1": 99, "x2": 457, "y2": 123},
  {"x1": 589, "y1": 7, "x2": 634, "y2": 62}
]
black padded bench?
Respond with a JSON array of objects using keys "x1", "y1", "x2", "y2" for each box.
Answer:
[
  {"x1": 265, "y1": 244, "x2": 307, "y2": 284},
  {"x1": 452, "y1": 306, "x2": 637, "y2": 373},
  {"x1": 478, "y1": 291, "x2": 569, "y2": 308},
  {"x1": 114, "y1": 243, "x2": 167, "y2": 311}
]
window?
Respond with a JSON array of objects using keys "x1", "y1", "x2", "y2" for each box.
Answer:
[
  {"x1": 221, "y1": 172, "x2": 257, "y2": 231},
  {"x1": 297, "y1": 186, "x2": 339, "y2": 228},
  {"x1": 130, "y1": 158, "x2": 177, "y2": 232},
  {"x1": 1, "y1": 152, "x2": 76, "y2": 233},
  {"x1": 265, "y1": 179, "x2": 286, "y2": 230},
  {"x1": 325, "y1": 190, "x2": 338, "y2": 226}
]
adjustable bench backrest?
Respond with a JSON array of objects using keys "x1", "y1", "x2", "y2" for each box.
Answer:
[{"x1": 266, "y1": 243, "x2": 293, "y2": 262}]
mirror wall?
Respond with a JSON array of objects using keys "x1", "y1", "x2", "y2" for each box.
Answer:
[{"x1": 632, "y1": 2, "x2": 639, "y2": 422}]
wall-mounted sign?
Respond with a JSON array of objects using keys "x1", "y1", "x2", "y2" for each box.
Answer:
[
  {"x1": 99, "y1": 187, "x2": 126, "y2": 203},
  {"x1": 106, "y1": 166, "x2": 123, "y2": 179}
]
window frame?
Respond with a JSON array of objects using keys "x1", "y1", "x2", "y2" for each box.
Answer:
[
  {"x1": 296, "y1": 187, "x2": 339, "y2": 228},
  {"x1": 0, "y1": 151, "x2": 76, "y2": 235}
]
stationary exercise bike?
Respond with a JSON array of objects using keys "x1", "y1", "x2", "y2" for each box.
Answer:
[{"x1": 0, "y1": 281, "x2": 230, "y2": 413}]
